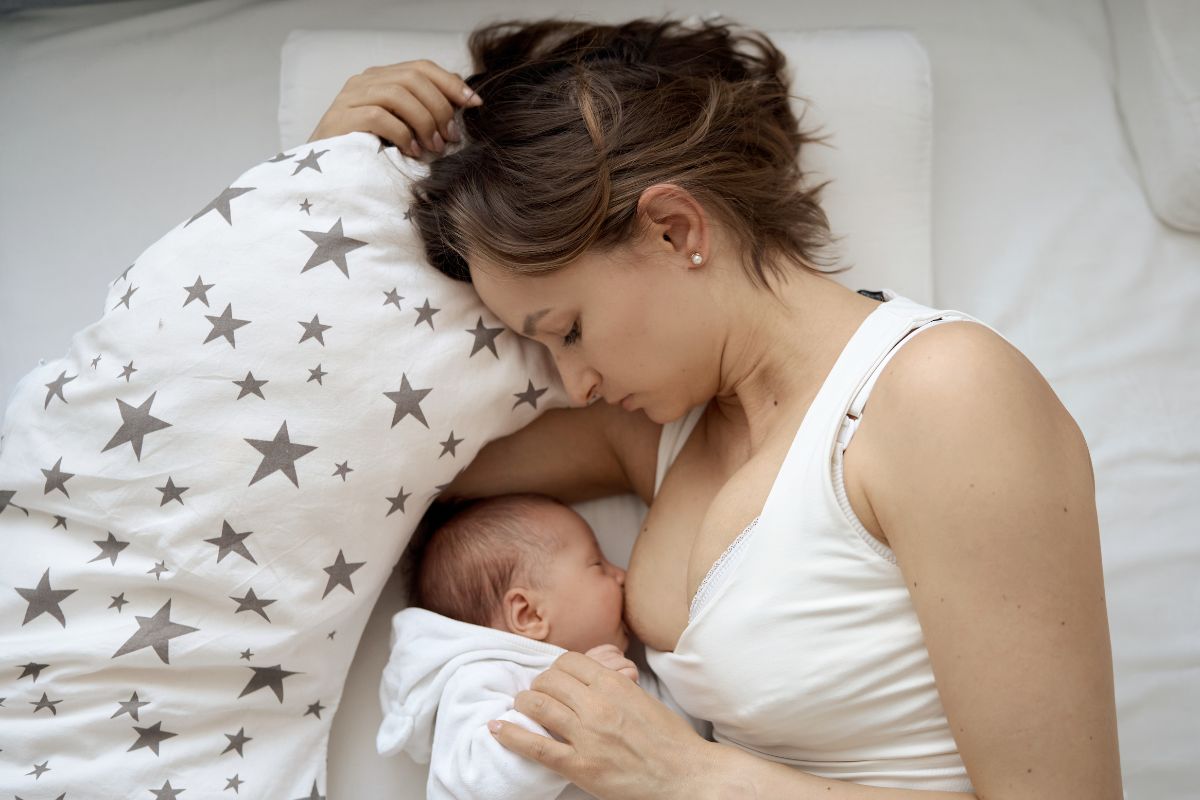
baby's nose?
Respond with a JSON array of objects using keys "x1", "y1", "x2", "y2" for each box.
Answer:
[{"x1": 613, "y1": 565, "x2": 626, "y2": 585}]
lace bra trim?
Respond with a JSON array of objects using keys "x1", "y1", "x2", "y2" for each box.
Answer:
[{"x1": 688, "y1": 515, "x2": 761, "y2": 622}]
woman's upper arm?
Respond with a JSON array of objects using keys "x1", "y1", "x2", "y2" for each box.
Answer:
[
  {"x1": 440, "y1": 401, "x2": 661, "y2": 506},
  {"x1": 861, "y1": 322, "x2": 1122, "y2": 800}
]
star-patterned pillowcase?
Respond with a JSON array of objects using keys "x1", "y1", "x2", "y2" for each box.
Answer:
[{"x1": 0, "y1": 131, "x2": 567, "y2": 799}]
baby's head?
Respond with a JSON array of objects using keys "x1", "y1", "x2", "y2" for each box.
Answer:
[{"x1": 408, "y1": 493, "x2": 628, "y2": 653}]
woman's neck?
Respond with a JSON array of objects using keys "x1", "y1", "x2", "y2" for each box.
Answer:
[{"x1": 711, "y1": 270, "x2": 877, "y2": 452}]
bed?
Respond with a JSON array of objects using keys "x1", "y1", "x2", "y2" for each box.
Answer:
[{"x1": 1, "y1": 1, "x2": 1196, "y2": 799}]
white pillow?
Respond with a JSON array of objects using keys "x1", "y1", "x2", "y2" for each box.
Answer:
[
  {"x1": 280, "y1": 27, "x2": 934, "y2": 304},
  {"x1": 0, "y1": 132, "x2": 567, "y2": 798},
  {"x1": 1106, "y1": 0, "x2": 1200, "y2": 233}
]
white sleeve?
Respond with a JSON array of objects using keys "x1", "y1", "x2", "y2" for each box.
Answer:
[{"x1": 425, "y1": 661, "x2": 572, "y2": 800}]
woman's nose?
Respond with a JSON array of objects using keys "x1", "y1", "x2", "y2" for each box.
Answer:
[{"x1": 555, "y1": 354, "x2": 601, "y2": 408}]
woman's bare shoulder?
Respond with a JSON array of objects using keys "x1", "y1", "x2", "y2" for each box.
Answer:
[{"x1": 849, "y1": 321, "x2": 1121, "y2": 797}]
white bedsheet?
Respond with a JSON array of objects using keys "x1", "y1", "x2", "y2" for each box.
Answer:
[{"x1": 2, "y1": 2, "x2": 1197, "y2": 799}]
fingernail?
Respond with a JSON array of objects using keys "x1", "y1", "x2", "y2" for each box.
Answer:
[
  {"x1": 432, "y1": 132, "x2": 445, "y2": 152},
  {"x1": 487, "y1": 720, "x2": 502, "y2": 734},
  {"x1": 447, "y1": 120, "x2": 462, "y2": 142},
  {"x1": 463, "y1": 87, "x2": 483, "y2": 106}
]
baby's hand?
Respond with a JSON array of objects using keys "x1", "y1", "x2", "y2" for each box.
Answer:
[{"x1": 584, "y1": 643, "x2": 639, "y2": 684}]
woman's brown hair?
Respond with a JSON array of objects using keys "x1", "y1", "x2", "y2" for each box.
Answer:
[{"x1": 410, "y1": 16, "x2": 840, "y2": 290}]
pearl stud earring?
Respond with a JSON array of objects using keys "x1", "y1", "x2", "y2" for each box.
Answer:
[{"x1": 690, "y1": 252, "x2": 704, "y2": 265}]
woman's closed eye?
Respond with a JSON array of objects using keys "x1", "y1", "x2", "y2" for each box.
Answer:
[{"x1": 563, "y1": 320, "x2": 581, "y2": 346}]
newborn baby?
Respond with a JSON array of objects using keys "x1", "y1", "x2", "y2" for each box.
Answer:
[{"x1": 376, "y1": 493, "x2": 641, "y2": 800}]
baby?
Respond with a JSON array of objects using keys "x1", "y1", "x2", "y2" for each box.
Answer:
[{"x1": 375, "y1": 493, "x2": 639, "y2": 800}]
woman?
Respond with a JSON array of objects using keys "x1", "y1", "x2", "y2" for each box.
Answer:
[{"x1": 314, "y1": 19, "x2": 1122, "y2": 799}]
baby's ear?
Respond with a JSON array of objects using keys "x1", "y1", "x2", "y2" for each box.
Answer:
[{"x1": 501, "y1": 586, "x2": 550, "y2": 641}]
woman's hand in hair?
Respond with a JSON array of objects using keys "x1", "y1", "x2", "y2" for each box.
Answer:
[
  {"x1": 308, "y1": 60, "x2": 483, "y2": 156},
  {"x1": 489, "y1": 651, "x2": 711, "y2": 799}
]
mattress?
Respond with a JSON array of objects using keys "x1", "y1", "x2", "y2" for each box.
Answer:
[{"x1": 1, "y1": 1, "x2": 1197, "y2": 799}]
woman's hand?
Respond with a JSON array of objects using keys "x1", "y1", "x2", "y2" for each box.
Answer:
[
  {"x1": 308, "y1": 60, "x2": 483, "y2": 157},
  {"x1": 489, "y1": 651, "x2": 710, "y2": 800},
  {"x1": 583, "y1": 643, "x2": 639, "y2": 684}
]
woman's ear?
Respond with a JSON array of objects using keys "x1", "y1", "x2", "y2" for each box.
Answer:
[{"x1": 637, "y1": 183, "x2": 709, "y2": 268}]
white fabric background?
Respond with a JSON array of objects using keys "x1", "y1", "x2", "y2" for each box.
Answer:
[{"x1": 2, "y1": 2, "x2": 1198, "y2": 799}]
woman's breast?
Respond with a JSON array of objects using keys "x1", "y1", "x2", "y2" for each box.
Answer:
[{"x1": 625, "y1": 437, "x2": 785, "y2": 652}]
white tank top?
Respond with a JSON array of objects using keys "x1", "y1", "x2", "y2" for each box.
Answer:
[{"x1": 644, "y1": 290, "x2": 985, "y2": 793}]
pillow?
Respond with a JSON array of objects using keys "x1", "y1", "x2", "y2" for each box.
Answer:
[
  {"x1": 0, "y1": 131, "x2": 567, "y2": 798},
  {"x1": 1106, "y1": 0, "x2": 1200, "y2": 233},
  {"x1": 280, "y1": 27, "x2": 934, "y2": 304}
]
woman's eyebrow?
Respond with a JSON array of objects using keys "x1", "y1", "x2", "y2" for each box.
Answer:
[{"x1": 522, "y1": 308, "x2": 553, "y2": 336}]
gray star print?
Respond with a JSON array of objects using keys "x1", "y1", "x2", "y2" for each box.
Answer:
[
  {"x1": 239, "y1": 664, "x2": 300, "y2": 702},
  {"x1": 27, "y1": 760, "x2": 50, "y2": 779},
  {"x1": 148, "y1": 560, "x2": 169, "y2": 580},
  {"x1": 129, "y1": 720, "x2": 178, "y2": 755},
  {"x1": 321, "y1": 549, "x2": 365, "y2": 598},
  {"x1": 112, "y1": 284, "x2": 138, "y2": 310},
  {"x1": 182, "y1": 275, "x2": 215, "y2": 307},
  {"x1": 205, "y1": 520, "x2": 257, "y2": 564},
  {"x1": 101, "y1": 391, "x2": 172, "y2": 461},
  {"x1": 112, "y1": 691, "x2": 150, "y2": 721},
  {"x1": 1, "y1": 489, "x2": 28, "y2": 517},
  {"x1": 245, "y1": 421, "x2": 318, "y2": 487},
  {"x1": 52, "y1": 513, "x2": 67, "y2": 527},
  {"x1": 112, "y1": 599, "x2": 199, "y2": 664},
  {"x1": 110, "y1": 592, "x2": 129, "y2": 611},
  {"x1": 513, "y1": 380, "x2": 550, "y2": 410},
  {"x1": 239, "y1": 649, "x2": 253, "y2": 661},
  {"x1": 332, "y1": 461, "x2": 352, "y2": 481},
  {"x1": 186, "y1": 186, "x2": 255, "y2": 226},
  {"x1": 291, "y1": 149, "x2": 329, "y2": 175},
  {"x1": 307, "y1": 364, "x2": 327, "y2": 384},
  {"x1": 299, "y1": 198, "x2": 312, "y2": 214},
  {"x1": 18, "y1": 661, "x2": 50, "y2": 681},
  {"x1": 233, "y1": 371, "x2": 268, "y2": 399},
  {"x1": 382, "y1": 288, "x2": 403, "y2": 309},
  {"x1": 118, "y1": 360, "x2": 137, "y2": 382},
  {"x1": 383, "y1": 374, "x2": 432, "y2": 428},
  {"x1": 294, "y1": 781, "x2": 326, "y2": 800},
  {"x1": 156, "y1": 476, "x2": 189, "y2": 505},
  {"x1": 268, "y1": 151, "x2": 296, "y2": 163},
  {"x1": 89, "y1": 531, "x2": 130, "y2": 566},
  {"x1": 413, "y1": 298, "x2": 440, "y2": 329},
  {"x1": 305, "y1": 700, "x2": 325, "y2": 719},
  {"x1": 16, "y1": 569, "x2": 76, "y2": 626},
  {"x1": 223, "y1": 726, "x2": 253, "y2": 756},
  {"x1": 300, "y1": 218, "x2": 367, "y2": 278},
  {"x1": 30, "y1": 691, "x2": 62, "y2": 715},
  {"x1": 226, "y1": 774, "x2": 245, "y2": 792},
  {"x1": 43, "y1": 370, "x2": 76, "y2": 409},
  {"x1": 149, "y1": 779, "x2": 185, "y2": 799},
  {"x1": 439, "y1": 431, "x2": 463, "y2": 458},
  {"x1": 467, "y1": 316, "x2": 505, "y2": 358},
  {"x1": 91, "y1": 354, "x2": 102, "y2": 368},
  {"x1": 204, "y1": 303, "x2": 251, "y2": 348},
  {"x1": 230, "y1": 587, "x2": 275, "y2": 622},
  {"x1": 385, "y1": 487, "x2": 411, "y2": 516},
  {"x1": 297, "y1": 314, "x2": 332, "y2": 345},
  {"x1": 41, "y1": 456, "x2": 74, "y2": 497}
]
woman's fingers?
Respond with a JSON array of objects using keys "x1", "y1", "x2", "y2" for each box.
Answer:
[
  {"x1": 409, "y1": 58, "x2": 483, "y2": 109},
  {"x1": 513, "y1": 688, "x2": 581, "y2": 743},
  {"x1": 489, "y1": 715, "x2": 574, "y2": 770},
  {"x1": 361, "y1": 84, "x2": 442, "y2": 152}
]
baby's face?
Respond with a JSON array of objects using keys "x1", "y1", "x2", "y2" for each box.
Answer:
[{"x1": 535, "y1": 503, "x2": 629, "y2": 653}]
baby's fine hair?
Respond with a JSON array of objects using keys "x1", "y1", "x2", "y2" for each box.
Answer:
[{"x1": 404, "y1": 493, "x2": 566, "y2": 627}]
